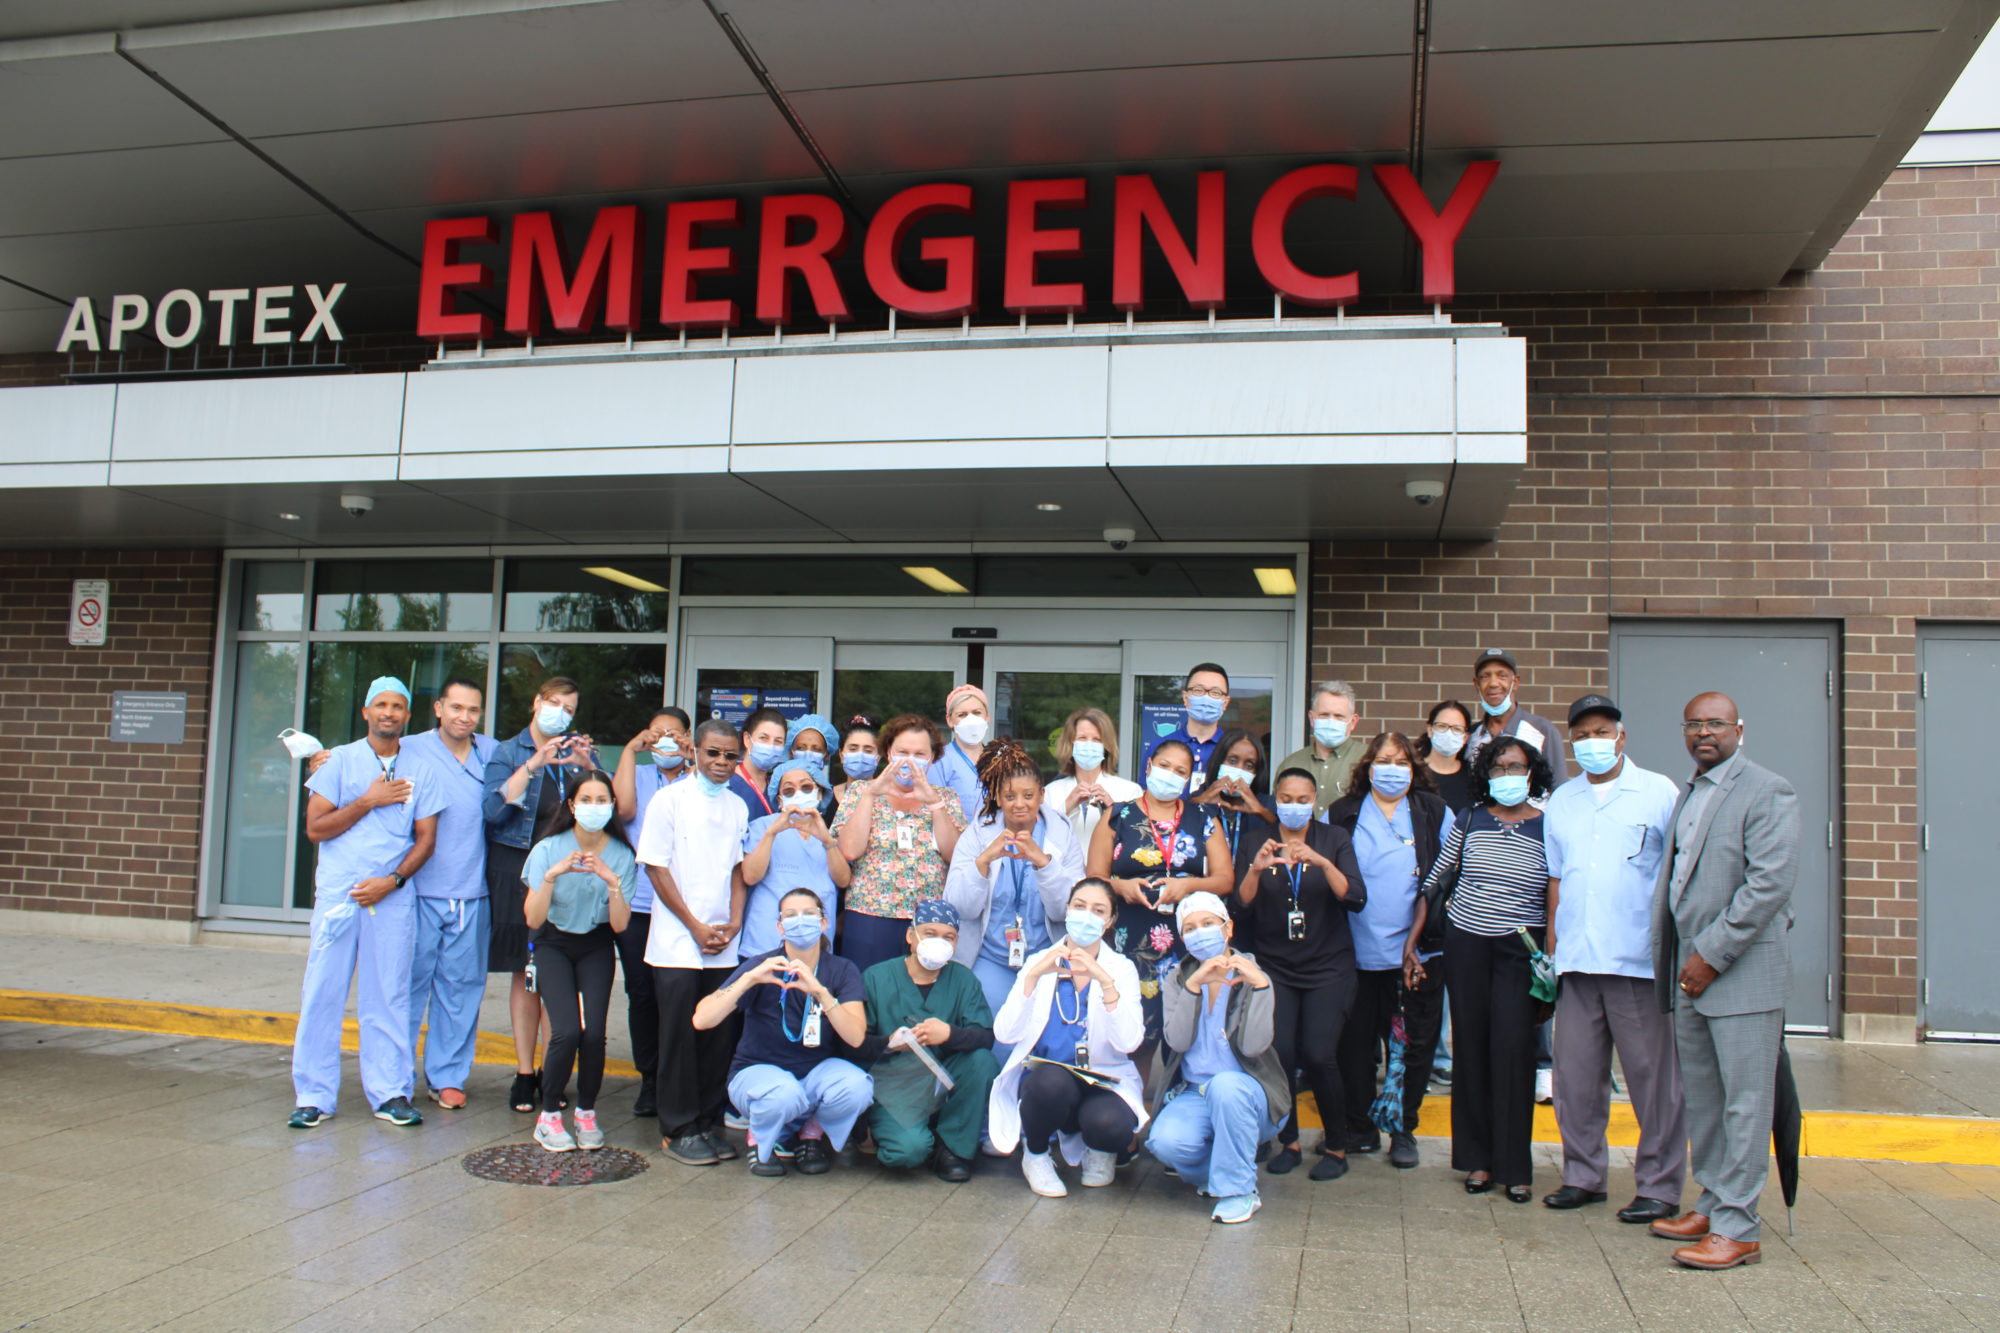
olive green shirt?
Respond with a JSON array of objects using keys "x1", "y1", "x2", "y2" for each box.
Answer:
[{"x1": 1275, "y1": 737, "x2": 1369, "y2": 813}]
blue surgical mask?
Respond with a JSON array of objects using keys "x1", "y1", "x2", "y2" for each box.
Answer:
[
  {"x1": 841, "y1": 751, "x2": 878, "y2": 779},
  {"x1": 1185, "y1": 695, "x2": 1226, "y2": 724},
  {"x1": 1145, "y1": 767, "x2": 1187, "y2": 801},
  {"x1": 1488, "y1": 773, "x2": 1531, "y2": 807},
  {"x1": 572, "y1": 802, "x2": 614, "y2": 832},
  {"x1": 891, "y1": 757, "x2": 920, "y2": 789},
  {"x1": 1370, "y1": 764, "x2": 1412, "y2": 798},
  {"x1": 652, "y1": 739, "x2": 683, "y2": 769},
  {"x1": 1183, "y1": 923, "x2": 1227, "y2": 961},
  {"x1": 1065, "y1": 910, "x2": 1106, "y2": 948},
  {"x1": 780, "y1": 914, "x2": 823, "y2": 948},
  {"x1": 1312, "y1": 718, "x2": 1349, "y2": 748},
  {"x1": 695, "y1": 772, "x2": 730, "y2": 799},
  {"x1": 750, "y1": 742, "x2": 786, "y2": 771},
  {"x1": 1573, "y1": 737, "x2": 1620, "y2": 776},
  {"x1": 1275, "y1": 800, "x2": 1314, "y2": 830},
  {"x1": 536, "y1": 702, "x2": 573, "y2": 735},
  {"x1": 1070, "y1": 739, "x2": 1105, "y2": 771},
  {"x1": 1216, "y1": 763, "x2": 1254, "y2": 787},
  {"x1": 1429, "y1": 728, "x2": 1465, "y2": 758},
  {"x1": 1480, "y1": 694, "x2": 1513, "y2": 717}
]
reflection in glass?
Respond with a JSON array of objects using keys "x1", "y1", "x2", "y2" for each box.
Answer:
[
  {"x1": 239, "y1": 562, "x2": 304, "y2": 632},
  {"x1": 993, "y1": 672, "x2": 1122, "y2": 780},
  {"x1": 504, "y1": 559, "x2": 672, "y2": 633},
  {"x1": 219, "y1": 642, "x2": 301, "y2": 909},
  {"x1": 313, "y1": 559, "x2": 493, "y2": 632},
  {"x1": 499, "y1": 643, "x2": 665, "y2": 758}
]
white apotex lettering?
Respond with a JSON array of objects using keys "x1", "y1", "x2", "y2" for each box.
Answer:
[{"x1": 55, "y1": 284, "x2": 348, "y2": 353}]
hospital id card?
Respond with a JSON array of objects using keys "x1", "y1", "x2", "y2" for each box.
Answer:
[
  {"x1": 1005, "y1": 919, "x2": 1025, "y2": 968},
  {"x1": 801, "y1": 1001, "x2": 822, "y2": 1047}
]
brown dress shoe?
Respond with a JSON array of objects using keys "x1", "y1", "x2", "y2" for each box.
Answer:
[
  {"x1": 1649, "y1": 1210, "x2": 1710, "y2": 1240},
  {"x1": 1673, "y1": 1234, "x2": 1761, "y2": 1270}
]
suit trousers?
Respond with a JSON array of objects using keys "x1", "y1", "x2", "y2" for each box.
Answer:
[
  {"x1": 1674, "y1": 1001, "x2": 1782, "y2": 1241},
  {"x1": 1551, "y1": 973, "x2": 1686, "y2": 1198},
  {"x1": 1443, "y1": 923, "x2": 1541, "y2": 1187}
]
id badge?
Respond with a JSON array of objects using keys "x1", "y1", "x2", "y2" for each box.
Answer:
[
  {"x1": 523, "y1": 959, "x2": 538, "y2": 993},
  {"x1": 1073, "y1": 1042, "x2": 1090, "y2": 1070},
  {"x1": 1005, "y1": 922, "x2": 1025, "y2": 969},
  {"x1": 1286, "y1": 909, "x2": 1307, "y2": 941},
  {"x1": 802, "y1": 1001, "x2": 823, "y2": 1048},
  {"x1": 895, "y1": 823, "x2": 916, "y2": 852}
]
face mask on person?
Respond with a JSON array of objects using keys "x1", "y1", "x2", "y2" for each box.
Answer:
[
  {"x1": 572, "y1": 802, "x2": 614, "y2": 832},
  {"x1": 1370, "y1": 764, "x2": 1412, "y2": 798},
  {"x1": 914, "y1": 937, "x2": 955, "y2": 971},
  {"x1": 1183, "y1": 923, "x2": 1227, "y2": 961},
  {"x1": 780, "y1": 913, "x2": 823, "y2": 948},
  {"x1": 1145, "y1": 767, "x2": 1187, "y2": 802},
  {"x1": 1185, "y1": 695, "x2": 1226, "y2": 724},
  {"x1": 749, "y1": 742, "x2": 786, "y2": 771},
  {"x1": 653, "y1": 738, "x2": 684, "y2": 769},
  {"x1": 953, "y1": 715, "x2": 990, "y2": 748},
  {"x1": 1312, "y1": 718, "x2": 1349, "y2": 748},
  {"x1": 1488, "y1": 773, "x2": 1531, "y2": 807},
  {"x1": 1216, "y1": 763, "x2": 1254, "y2": 788},
  {"x1": 1064, "y1": 910, "x2": 1106, "y2": 948},
  {"x1": 1480, "y1": 694, "x2": 1513, "y2": 717},
  {"x1": 841, "y1": 751, "x2": 878, "y2": 779},
  {"x1": 891, "y1": 757, "x2": 920, "y2": 789},
  {"x1": 1429, "y1": 728, "x2": 1466, "y2": 758},
  {"x1": 536, "y1": 702, "x2": 573, "y2": 735},
  {"x1": 1573, "y1": 737, "x2": 1620, "y2": 776},
  {"x1": 780, "y1": 787, "x2": 819, "y2": 812},
  {"x1": 1070, "y1": 739, "x2": 1105, "y2": 772},
  {"x1": 1275, "y1": 800, "x2": 1315, "y2": 830},
  {"x1": 695, "y1": 772, "x2": 730, "y2": 799}
]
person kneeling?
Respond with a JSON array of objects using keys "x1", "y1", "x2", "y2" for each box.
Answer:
[
  {"x1": 986, "y1": 878, "x2": 1147, "y2": 1198},
  {"x1": 1145, "y1": 893, "x2": 1287, "y2": 1224},
  {"x1": 856, "y1": 899, "x2": 1000, "y2": 1182},
  {"x1": 693, "y1": 889, "x2": 872, "y2": 1176}
]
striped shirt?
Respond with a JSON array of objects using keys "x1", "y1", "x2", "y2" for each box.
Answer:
[{"x1": 1424, "y1": 807, "x2": 1548, "y2": 937}]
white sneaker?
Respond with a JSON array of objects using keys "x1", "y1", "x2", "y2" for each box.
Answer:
[
  {"x1": 534, "y1": 1111, "x2": 576, "y2": 1152},
  {"x1": 1535, "y1": 1069, "x2": 1554, "y2": 1104},
  {"x1": 572, "y1": 1109, "x2": 605, "y2": 1150},
  {"x1": 1022, "y1": 1150, "x2": 1068, "y2": 1198},
  {"x1": 1080, "y1": 1149, "x2": 1117, "y2": 1188}
]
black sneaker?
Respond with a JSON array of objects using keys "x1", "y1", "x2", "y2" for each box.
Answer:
[
  {"x1": 1388, "y1": 1131, "x2": 1420, "y2": 1169},
  {"x1": 794, "y1": 1137, "x2": 833, "y2": 1175},
  {"x1": 934, "y1": 1148, "x2": 972, "y2": 1183},
  {"x1": 373, "y1": 1097, "x2": 422, "y2": 1127},
  {"x1": 1345, "y1": 1128, "x2": 1381, "y2": 1154},
  {"x1": 1309, "y1": 1152, "x2": 1350, "y2": 1182},
  {"x1": 633, "y1": 1076, "x2": 657, "y2": 1118},
  {"x1": 773, "y1": 1135, "x2": 800, "y2": 1160},
  {"x1": 287, "y1": 1105, "x2": 327, "y2": 1129},
  {"x1": 664, "y1": 1131, "x2": 720, "y2": 1166},
  {"x1": 749, "y1": 1155, "x2": 786, "y2": 1178},
  {"x1": 509, "y1": 1072, "x2": 538, "y2": 1113},
  {"x1": 707, "y1": 1131, "x2": 740, "y2": 1162}
]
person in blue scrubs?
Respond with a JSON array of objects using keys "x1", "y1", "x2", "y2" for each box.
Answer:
[
  {"x1": 1145, "y1": 892, "x2": 1288, "y2": 1224},
  {"x1": 740, "y1": 759, "x2": 851, "y2": 956},
  {"x1": 728, "y1": 706, "x2": 790, "y2": 825},
  {"x1": 1139, "y1": 662, "x2": 1231, "y2": 773},
  {"x1": 784, "y1": 713, "x2": 839, "y2": 818},
  {"x1": 611, "y1": 705, "x2": 692, "y2": 1118},
  {"x1": 927, "y1": 683, "x2": 990, "y2": 823},
  {"x1": 400, "y1": 677, "x2": 498, "y2": 1111},
  {"x1": 290, "y1": 676, "x2": 445, "y2": 1129}
]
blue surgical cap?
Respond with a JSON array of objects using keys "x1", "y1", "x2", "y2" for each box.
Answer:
[
  {"x1": 786, "y1": 713, "x2": 837, "y2": 754},
  {"x1": 365, "y1": 676, "x2": 411, "y2": 706},
  {"x1": 765, "y1": 756, "x2": 828, "y2": 803}
]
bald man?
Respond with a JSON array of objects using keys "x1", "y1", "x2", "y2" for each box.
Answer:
[{"x1": 1648, "y1": 692, "x2": 1799, "y2": 1270}]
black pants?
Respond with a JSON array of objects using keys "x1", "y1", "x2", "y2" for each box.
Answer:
[
  {"x1": 614, "y1": 912, "x2": 658, "y2": 1082},
  {"x1": 1443, "y1": 923, "x2": 1542, "y2": 1187},
  {"x1": 1269, "y1": 970, "x2": 1355, "y2": 1148},
  {"x1": 653, "y1": 966, "x2": 735, "y2": 1138},
  {"x1": 1338, "y1": 963, "x2": 1447, "y2": 1136},
  {"x1": 535, "y1": 926, "x2": 615, "y2": 1113},
  {"x1": 1017, "y1": 1061, "x2": 1137, "y2": 1154}
]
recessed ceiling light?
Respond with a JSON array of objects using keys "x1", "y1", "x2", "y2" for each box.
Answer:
[
  {"x1": 1035, "y1": 502, "x2": 1063, "y2": 512},
  {"x1": 1254, "y1": 567, "x2": 1298, "y2": 596},
  {"x1": 582, "y1": 565, "x2": 669, "y2": 593},
  {"x1": 902, "y1": 566, "x2": 970, "y2": 594},
  {"x1": 276, "y1": 511, "x2": 302, "y2": 521}
]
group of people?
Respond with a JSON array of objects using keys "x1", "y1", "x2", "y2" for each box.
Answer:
[{"x1": 288, "y1": 649, "x2": 1799, "y2": 1268}]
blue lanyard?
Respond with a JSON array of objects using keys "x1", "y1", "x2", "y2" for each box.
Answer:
[
  {"x1": 779, "y1": 981, "x2": 813, "y2": 1043},
  {"x1": 1286, "y1": 861, "x2": 1305, "y2": 911},
  {"x1": 1003, "y1": 857, "x2": 1032, "y2": 921},
  {"x1": 1223, "y1": 809, "x2": 1241, "y2": 859}
]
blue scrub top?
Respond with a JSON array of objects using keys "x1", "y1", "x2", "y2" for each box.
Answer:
[
  {"x1": 401, "y1": 730, "x2": 497, "y2": 900},
  {"x1": 1140, "y1": 720, "x2": 1222, "y2": 776},
  {"x1": 1350, "y1": 797, "x2": 1456, "y2": 969},
  {"x1": 304, "y1": 737, "x2": 447, "y2": 900},
  {"x1": 978, "y1": 817, "x2": 1054, "y2": 968},
  {"x1": 1032, "y1": 979, "x2": 1090, "y2": 1063},
  {"x1": 523, "y1": 830, "x2": 636, "y2": 935},
  {"x1": 1183, "y1": 988, "x2": 1245, "y2": 1083},
  {"x1": 739, "y1": 812, "x2": 841, "y2": 957},
  {"x1": 927, "y1": 743, "x2": 984, "y2": 834}
]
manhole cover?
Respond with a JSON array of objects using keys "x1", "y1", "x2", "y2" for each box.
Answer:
[{"x1": 462, "y1": 1144, "x2": 651, "y2": 1187}]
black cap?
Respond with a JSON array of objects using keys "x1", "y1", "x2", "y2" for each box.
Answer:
[
  {"x1": 1472, "y1": 648, "x2": 1518, "y2": 674},
  {"x1": 1567, "y1": 694, "x2": 1622, "y2": 726}
]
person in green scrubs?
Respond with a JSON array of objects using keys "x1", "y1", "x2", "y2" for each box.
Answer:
[{"x1": 856, "y1": 899, "x2": 1000, "y2": 1182}]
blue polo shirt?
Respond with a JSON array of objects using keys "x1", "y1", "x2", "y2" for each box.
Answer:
[
  {"x1": 1140, "y1": 720, "x2": 1224, "y2": 776},
  {"x1": 401, "y1": 729, "x2": 497, "y2": 900}
]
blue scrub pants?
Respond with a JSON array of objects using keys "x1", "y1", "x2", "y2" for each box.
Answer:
[
  {"x1": 408, "y1": 895, "x2": 488, "y2": 1094},
  {"x1": 727, "y1": 1059, "x2": 874, "y2": 1163},
  {"x1": 971, "y1": 955, "x2": 1021, "y2": 1067},
  {"x1": 1146, "y1": 1072, "x2": 1279, "y2": 1201},
  {"x1": 293, "y1": 890, "x2": 416, "y2": 1112}
]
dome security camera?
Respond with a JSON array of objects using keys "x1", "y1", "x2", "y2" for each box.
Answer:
[
  {"x1": 339, "y1": 492, "x2": 375, "y2": 517},
  {"x1": 1103, "y1": 526, "x2": 1136, "y2": 550},
  {"x1": 1404, "y1": 480, "x2": 1446, "y2": 506}
]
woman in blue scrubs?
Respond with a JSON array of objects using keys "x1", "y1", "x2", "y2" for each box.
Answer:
[{"x1": 740, "y1": 759, "x2": 851, "y2": 957}]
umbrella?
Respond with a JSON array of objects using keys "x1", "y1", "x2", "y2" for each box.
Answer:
[
  {"x1": 1773, "y1": 1038, "x2": 1802, "y2": 1236},
  {"x1": 1369, "y1": 1011, "x2": 1409, "y2": 1136}
]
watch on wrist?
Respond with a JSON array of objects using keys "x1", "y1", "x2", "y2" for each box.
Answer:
[{"x1": 391, "y1": 872, "x2": 407, "y2": 889}]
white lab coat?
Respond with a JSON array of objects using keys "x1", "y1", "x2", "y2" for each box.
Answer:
[{"x1": 987, "y1": 943, "x2": 1148, "y2": 1163}]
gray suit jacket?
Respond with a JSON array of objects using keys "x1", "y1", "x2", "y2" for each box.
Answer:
[{"x1": 1650, "y1": 754, "x2": 1801, "y2": 1017}]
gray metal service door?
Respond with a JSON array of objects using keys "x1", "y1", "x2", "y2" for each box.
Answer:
[
  {"x1": 1918, "y1": 628, "x2": 2000, "y2": 1039},
  {"x1": 1610, "y1": 622, "x2": 1839, "y2": 1033}
]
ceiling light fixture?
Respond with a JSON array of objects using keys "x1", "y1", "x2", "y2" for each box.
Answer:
[
  {"x1": 1035, "y1": 502, "x2": 1063, "y2": 512},
  {"x1": 1254, "y1": 567, "x2": 1298, "y2": 596},
  {"x1": 582, "y1": 566, "x2": 668, "y2": 593},
  {"x1": 902, "y1": 566, "x2": 970, "y2": 594},
  {"x1": 276, "y1": 511, "x2": 302, "y2": 521}
]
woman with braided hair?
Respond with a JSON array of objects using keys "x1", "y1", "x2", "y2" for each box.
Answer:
[{"x1": 944, "y1": 737, "x2": 1085, "y2": 1064}]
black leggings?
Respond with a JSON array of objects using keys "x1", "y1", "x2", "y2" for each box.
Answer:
[
  {"x1": 535, "y1": 926, "x2": 615, "y2": 1113},
  {"x1": 1271, "y1": 970, "x2": 1356, "y2": 1147},
  {"x1": 1018, "y1": 1061, "x2": 1137, "y2": 1154},
  {"x1": 613, "y1": 912, "x2": 657, "y2": 1081}
]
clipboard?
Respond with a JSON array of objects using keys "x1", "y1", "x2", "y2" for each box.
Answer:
[
  {"x1": 1025, "y1": 1055, "x2": 1121, "y2": 1090},
  {"x1": 890, "y1": 1028, "x2": 957, "y2": 1093}
]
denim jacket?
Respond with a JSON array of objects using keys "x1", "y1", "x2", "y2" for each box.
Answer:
[{"x1": 482, "y1": 727, "x2": 594, "y2": 850}]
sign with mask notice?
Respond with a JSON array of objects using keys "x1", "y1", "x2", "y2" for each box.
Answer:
[
  {"x1": 761, "y1": 691, "x2": 812, "y2": 720},
  {"x1": 110, "y1": 691, "x2": 186, "y2": 744}
]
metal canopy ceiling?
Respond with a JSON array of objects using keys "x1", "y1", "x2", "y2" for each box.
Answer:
[{"x1": 0, "y1": 0, "x2": 1994, "y2": 354}]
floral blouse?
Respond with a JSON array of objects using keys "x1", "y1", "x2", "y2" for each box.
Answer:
[{"x1": 831, "y1": 784, "x2": 968, "y2": 919}]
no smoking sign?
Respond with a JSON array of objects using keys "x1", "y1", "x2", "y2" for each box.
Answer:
[{"x1": 69, "y1": 579, "x2": 107, "y2": 647}]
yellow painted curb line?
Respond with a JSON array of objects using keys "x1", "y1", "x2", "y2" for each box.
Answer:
[{"x1": 9, "y1": 988, "x2": 2000, "y2": 1166}]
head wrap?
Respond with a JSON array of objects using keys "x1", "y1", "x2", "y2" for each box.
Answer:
[
  {"x1": 1174, "y1": 891, "x2": 1230, "y2": 931},
  {"x1": 913, "y1": 898, "x2": 960, "y2": 930},
  {"x1": 364, "y1": 676, "x2": 411, "y2": 707},
  {"x1": 764, "y1": 756, "x2": 827, "y2": 803},
  {"x1": 786, "y1": 713, "x2": 837, "y2": 755},
  {"x1": 945, "y1": 683, "x2": 990, "y2": 718}
]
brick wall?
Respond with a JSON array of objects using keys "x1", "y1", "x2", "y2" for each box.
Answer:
[
  {"x1": 1310, "y1": 165, "x2": 2000, "y2": 1034},
  {"x1": 0, "y1": 550, "x2": 218, "y2": 923}
]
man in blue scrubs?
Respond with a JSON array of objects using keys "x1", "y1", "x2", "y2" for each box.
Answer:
[
  {"x1": 401, "y1": 677, "x2": 498, "y2": 1111},
  {"x1": 1140, "y1": 663, "x2": 1231, "y2": 774},
  {"x1": 290, "y1": 676, "x2": 446, "y2": 1129}
]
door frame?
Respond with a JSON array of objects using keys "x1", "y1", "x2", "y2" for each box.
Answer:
[{"x1": 1916, "y1": 622, "x2": 2000, "y2": 1041}]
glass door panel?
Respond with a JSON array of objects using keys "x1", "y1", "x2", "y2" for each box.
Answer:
[
  {"x1": 832, "y1": 643, "x2": 965, "y2": 734},
  {"x1": 682, "y1": 635, "x2": 834, "y2": 727},
  {"x1": 219, "y1": 641, "x2": 303, "y2": 914},
  {"x1": 1123, "y1": 639, "x2": 1287, "y2": 772},
  {"x1": 987, "y1": 644, "x2": 1123, "y2": 781}
]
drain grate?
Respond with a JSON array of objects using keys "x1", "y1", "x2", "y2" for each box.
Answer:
[{"x1": 462, "y1": 1143, "x2": 651, "y2": 1187}]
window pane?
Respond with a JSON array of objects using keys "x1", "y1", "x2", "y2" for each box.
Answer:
[
  {"x1": 680, "y1": 556, "x2": 975, "y2": 598},
  {"x1": 993, "y1": 671, "x2": 1123, "y2": 781},
  {"x1": 504, "y1": 559, "x2": 672, "y2": 633},
  {"x1": 832, "y1": 669, "x2": 953, "y2": 735},
  {"x1": 219, "y1": 642, "x2": 301, "y2": 909},
  {"x1": 313, "y1": 559, "x2": 494, "y2": 632},
  {"x1": 239, "y1": 562, "x2": 304, "y2": 632},
  {"x1": 498, "y1": 643, "x2": 666, "y2": 758},
  {"x1": 1136, "y1": 673, "x2": 1275, "y2": 765}
]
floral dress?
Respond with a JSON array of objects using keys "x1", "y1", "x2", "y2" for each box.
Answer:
[
  {"x1": 831, "y1": 784, "x2": 968, "y2": 920},
  {"x1": 1102, "y1": 797, "x2": 1222, "y2": 1043}
]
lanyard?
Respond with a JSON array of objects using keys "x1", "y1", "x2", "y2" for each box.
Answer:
[
  {"x1": 1143, "y1": 801, "x2": 1184, "y2": 872},
  {"x1": 1285, "y1": 860, "x2": 1305, "y2": 911},
  {"x1": 1222, "y1": 809, "x2": 1242, "y2": 859},
  {"x1": 736, "y1": 764, "x2": 773, "y2": 816},
  {"x1": 778, "y1": 978, "x2": 814, "y2": 1042}
]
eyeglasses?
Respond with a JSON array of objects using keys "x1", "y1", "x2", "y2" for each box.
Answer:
[
  {"x1": 1185, "y1": 686, "x2": 1228, "y2": 699},
  {"x1": 1679, "y1": 719, "x2": 1738, "y2": 734},
  {"x1": 1490, "y1": 763, "x2": 1531, "y2": 776},
  {"x1": 1431, "y1": 724, "x2": 1466, "y2": 737},
  {"x1": 700, "y1": 747, "x2": 742, "y2": 761}
]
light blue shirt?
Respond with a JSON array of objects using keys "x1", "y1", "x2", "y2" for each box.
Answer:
[
  {"x1": 979, "y1": 816, "x2": 1055, "y2": 968},
  {"x1": 1183, "y1": 986, "x2": 1244, "y2": 1083},
  {"x1": 1350, "y1": 798, "x2": 1456, "y2": 970},
  {"x1": 1544, "y1": 757, "x2": 1680, "y2": 979},
  {"x1": 927, "y1": 743, "x2": 984, "y2": 835},
  {"x1": 739, "y1": 812, "x2": 840, "y2": 957},
  {"x1": 304, "y1": 737, "x2": 447, "y2": 900},
  {"x1": 523, "y1": 830, "x2": 637, "y2": 935},
  {"x1": 401, "y1": 730, "x2": 498, "y2": 900}
]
